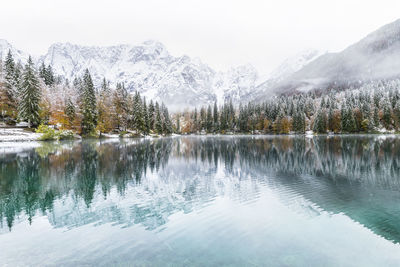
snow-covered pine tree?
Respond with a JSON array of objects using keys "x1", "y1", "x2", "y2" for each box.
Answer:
[
  {"x1": 313, "y1": 108, "x2": 327, "y2": 134},
  {"x1": 13, "y1": 62, "x2": 22, "y2": 95},
  {"x1": 219, "y1": 105, "x2": 227, "y2": 132},
  {"x1": 175, "y1": 112, "x2": 180, "y2": 134},
  {"x1": 293, "y1": 107, "x2": 305, "y2": 133},
  {"x1": 239, "y1": 104, "x2": 249, "y2": 132},
  {"x1": 155, "y1": 102, "x2": 163, "y2": 134},
  {"x1": 373, "y1": 106, "x2": 380, "y2": 128},
  {"x1": 39, "y1": 62, "x2": 46, "y2": 81},
  {"x1": 81, "y1": 69, "x2": 97, "y2": 135},
  {"x1": 162, "y1": 104, "x2": 173, "y2": 134},
  {"x1": 143, "y1": 97, "x2": 150, "y2": 135},
  {"x1": 200, "y1": 107, "x2": 206, "y2": 131},
  {"x1": 19, "y1": 56, "x2": 41, "y2": 128},
  {"x1": 213, "y1": 101, "x2": 219, "y2": 132},
  {"x1": 96, "y1": 77, "x2": 113, "y2": 133},
  {"x1": 113, "y1": 82, "x2": 128, "y2": 131},
  {"x1": 342, "y1": 106, "x2": 356, "y2": 133},
  {"x1": 193, "y1": 107, "x2": 198, "y2": 133},
  {"x1": 4, "y1": 50, "x2": 18, "y2": 106},
  {"x1": 148, "y1": 100, "x2": 155, "y2": 131},
  {"x1": 44, "y1": 65, "x2": 55, "y2": 86},
  {"x1": 65, "y1": 97, "x2": 76, "y2": 127},
  {"x1": 382, "y1": 99, "x2": 392, "y2": 129},
  {"x1": 132, "y1": 92, "x2": 145, "y2": 133},
  {"x1": 393, "y1": 100, "x2": 400, "y2": 130},
  {"x1": 206, "y1": 105, "x2": 213, "y2": 132}
]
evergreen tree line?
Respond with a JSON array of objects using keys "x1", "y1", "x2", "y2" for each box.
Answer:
[
  {"x1": 177, "y1": 79, "x2": 400, "y2": 134},
  {"x1": 0, "y1": 50, "x2": 173, "y2": 136}
]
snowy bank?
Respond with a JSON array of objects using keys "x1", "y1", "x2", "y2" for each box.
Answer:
[{"x1": 0, "y1": 128, "x2": 42, "y2": 142}]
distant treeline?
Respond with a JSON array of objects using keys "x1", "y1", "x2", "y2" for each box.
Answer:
[
  {"x1": 176, "y1": 80, "x2": 400, "y2": 134},
  {"x1": 2, "y1": 49, "x2": 400, "y2": 136}
]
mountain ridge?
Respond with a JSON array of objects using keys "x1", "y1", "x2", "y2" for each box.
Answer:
[
  {"x1": 4, "y1": 17, "x2": 399, "y2": 109},
  {"x1": 269, "y1": 18, "x2": 400, "y2": 94}
]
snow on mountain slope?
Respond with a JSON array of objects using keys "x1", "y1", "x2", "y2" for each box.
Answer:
[
  {"x1": 240, "y1": 49, "x2": 322, "y2": 103},
  {"x1": 272, "y1": 18, "x2": 400, "y2": 94},
  {"x1": 41, "y1": 41, "x2": 258, "y2": 110},
  {"x1": 0, "y1": 39, "x2": 29, "y2": 64},
  {"x1": 268, "y1": 49, "x2": 323, "y2": 82},
  {"x1": 213, "y1": 64, "x2": 258, "y2": 104},
  {"x1": 40, "y1": 40, "x2": 326, "y2": 107},
  {"x1": 0, "y1": 38, "x2": 320, "y2": 108}
]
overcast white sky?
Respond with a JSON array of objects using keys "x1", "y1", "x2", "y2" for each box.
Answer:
[{"x1": 1, "y1": 0, "x2": 400, "y2": 78}]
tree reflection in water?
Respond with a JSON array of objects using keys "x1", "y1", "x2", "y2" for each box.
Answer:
[{"x1": 1, "y1": 136, "x2": 400, "y2": 243}]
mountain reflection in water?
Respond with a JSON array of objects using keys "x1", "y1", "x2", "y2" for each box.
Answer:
[{"x1": 1, "y1": 136, "x2": 400, "y2": 244}]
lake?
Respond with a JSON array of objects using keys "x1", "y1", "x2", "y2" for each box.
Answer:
[{"x1": 1, "y1": 136, "x2": 400, "y2": 266}]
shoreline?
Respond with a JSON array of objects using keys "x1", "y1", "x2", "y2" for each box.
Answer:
[{"x1": 1, "y1": 128, "x2": 400, "y2": 143}]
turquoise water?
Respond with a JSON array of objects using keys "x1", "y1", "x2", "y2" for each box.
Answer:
[{"x1": 1, "y1": 136, "x2": 400, "y2": 266}]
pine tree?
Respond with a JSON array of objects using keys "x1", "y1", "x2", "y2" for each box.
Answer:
[
  {"x1": 65, "y1": 97, "x2": 76, "y2": 127},
  {"x1": 155, "y1": 102, "x2": 163, "y2": 134},
  {"x1": 38, "y1": 61, "x2": 54, "y2": 86},
  {"x1": 373, "y1": 106, "x2": 380, "y2": 128},
  {"x1": 341, "y1": 106, "x2": 356, "y2": 133},
  {"x1": 394, "y1": 101, "x2": 400, "y2": 130},
  {"x1": 213, "y1": 101, "x2": 219, "y2": 132},
  {"x1": 162, "y1": 104, "x2": 173, "y2": 134},
  {"x1": 44, "y1": 65, "x2": 55, "y2": 86},
  {"x1": 143, "y1": 97, "x2": 150, "y2": 135},
  {"x1": 4, "y1": 50, "x2": 18, "y2": 106},
  {"x1": 175, "y1": 113, "x2": 180, "y2": 133},
  {"x1": 239, "y1": 104, "x2": 248, "y2": 132},
  {"x1": 13, "y1": 62, "x2": 22, "y2": 96},
  {"x1": 313, "y1": 108, "x2": 327, "y2": 134},
  {"x1": 206, "y1": 105, "x2": 213, "y2": 132},
  {"x1": 39, "y1": 62, "x2": 46, "y2": 80},
  {"x1": 148, "y1": 100, "x2": 155, "y2": 131},
  {"x1": 219, "y1": 106, "x2": 227, "y2": 132},
  {"x1": 81, "y1": 69, "x2": 97, "y2": 135},
  {"x1": 132, "y1": 92, "x2": 145, "y2": 133},
  {"x1": 96, "y1": 78, "x2": 112, "y2": 133},
  {"x1": 113, "y1": 82, "x2": 128, "y2": 130},
  {"x1": 293, "y1": 108, "x2": 305, "y2": 133},
  {"x1": 200, "y1": 107, "x2": 206, "y2": 131},
  {"x1": 193, "y1": 107, "x2": 198, "y2": 133},
  {"x1": 382, "y1": 100, "x2": 392, "y2": 129},
  {"x1": 19, "y1": 56, "x2": 41, "y2": 128}
]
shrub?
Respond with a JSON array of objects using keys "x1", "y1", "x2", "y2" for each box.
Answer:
[
  {"x1": 82, "y1": 130, "x2": 99, "y2": 139},
  {"x1": 119, "y1": 131, "x2": 129, "y2": 137},
  {"x1": 57, "y1": 130, "x2": 75, "y2": 140},
  {"x1": 36, "y1": 124, "x2": 56, "y2": 141}
]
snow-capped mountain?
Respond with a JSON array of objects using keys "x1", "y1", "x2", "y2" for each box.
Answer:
[
  {"x1": 239, "y1": 49, "x2": 322, "y2": 103},
  {"x1": 213, "y1": 64, "x2": 258, "y2": 104},
  {"x1": 40, "y1": 41, "x2": 260, "y2": 110},
  {"x1": 268, "y1": 49, "x2": 323, "y2": 82},
  {"x1": 5, "y1": 17, "x2": 400, "y2": 109},
  {"x1": 41, "y1": 41, "x2": 217, "y2": 110},
  {"x1": 0, "y1": 39, "x2": 29, "y2": 64},
  {"x1": 0, "y1": 38, "x2": 323, "y2": 109},
  {"x1": 271, "y1": 18, "x2": 400, "y2": 94}
]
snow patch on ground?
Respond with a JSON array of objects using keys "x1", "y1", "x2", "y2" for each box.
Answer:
[
  {"x1": 0, "y1": 128, "x2": 42, "y2": 142},
  {"x1": 101, "y1": 133, "x2": 120, "y2": 138}
]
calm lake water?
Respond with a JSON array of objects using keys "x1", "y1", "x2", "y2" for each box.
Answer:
[{"x1": 1, "y1": 136, "x2": 400, "y2": 266}]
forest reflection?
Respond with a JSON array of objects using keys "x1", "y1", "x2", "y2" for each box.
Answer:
[{"x1": 1, "y1": 136, "x2": 400, "y2": 242}]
